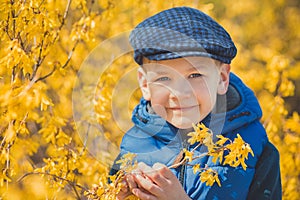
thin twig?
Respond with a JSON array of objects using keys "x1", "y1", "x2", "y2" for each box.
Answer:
[
  {"x1": 190, "y1": 153, "x2": 209, "y2": 161},
  {"x1": 5, "y1": 2, "x2": 12, "y2": 40},
  {"x1": 10, "y1": 0, "x2": 16, "y2": 39},
  {"x1": 6, "y1": 147, "x2": 10, "y2": 190},
  {"x1": 31, "y1": 0, "x2": 72, "y2": 81},
  {"x1": 62, "y1": 40, "x2": 79, "y2": 69},
  {"x1": 169, "y1": 158, "x2": 187, "y2": 169},
  {"x1": 52, "y1": 0, "x2": 72, "y2": 43},
  {"x1": 11, "y1": 65, "x2": 16, "y2": 83},
  {"x1": 71, "y1": 182, "x2": 82, "y2": 200},
  {"x1": 17, "y1": 171, "x2": 88, "y2": 191},
  {"x1": 190, "y1": 142, "x2": 202, "y2": 153},
  {"x1": 30, "y1": 33, "x2": 46, "y2": 80},
  {"x1": 34, "y1": 66, "x2": 56, "y2": 83}
]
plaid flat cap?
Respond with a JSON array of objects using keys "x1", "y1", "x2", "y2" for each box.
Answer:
[{"x1": 129, "y1": 7, "x2": 237, "y2": 64}]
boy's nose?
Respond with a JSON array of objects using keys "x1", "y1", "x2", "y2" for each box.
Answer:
[{"x1": 169, "y1": 80, "x2": 194, "y2": 99}]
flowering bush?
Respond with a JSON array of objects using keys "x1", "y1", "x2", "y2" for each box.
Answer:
[{"x1": 0, "y1": 0, "x2": 299, "y2": 199}]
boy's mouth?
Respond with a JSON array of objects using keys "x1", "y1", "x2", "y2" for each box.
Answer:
[{"x1": 168, "y1": 105, "x2": 198, "y2": 111}]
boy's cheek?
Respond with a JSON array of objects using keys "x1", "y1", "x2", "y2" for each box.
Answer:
[
  {"x1": 151, "y1": 104, "x2": 167, "y2": 119},
  {"x1": 148, "y1": 83, "x2": 170, "y2": 92}
]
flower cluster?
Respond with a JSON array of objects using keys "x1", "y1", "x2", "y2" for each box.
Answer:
[
  {"x1": 172, "y1": 123, "x2": 254, "y2": 186},
  {"x1": 85, "y1": 153, "x2": 138, "y2": 200}
]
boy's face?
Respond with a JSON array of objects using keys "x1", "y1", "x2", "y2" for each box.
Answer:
[{"x1": 138, "y1": 56, "x2": 230, "y2": 129}]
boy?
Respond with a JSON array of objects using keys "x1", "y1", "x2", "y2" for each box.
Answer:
[{"x1": 112, "y1": 7, "x2": 280, "y2": 199}]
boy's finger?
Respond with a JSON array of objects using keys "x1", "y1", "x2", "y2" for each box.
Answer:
[
  {"x1": 133, "y1": 173, "x2": 162, "y2": 197},
  {"x1": 139, "y1": 164, "x2": 169, "y2": 187},
  {"x1": 126, "y1": 174, "x2": 137, "y2": 190},
  {"x1": 132, "y1": 187, "x2": 156, "y2": 200},
  {"x1": 137, "y1": 162, "x2": 169, "y2": 187},
  {"x1": 137, "y1": 162, "x2": 156, "y2": 174},
  {"x1": 153, "y1": 162, "x2": 175, "y2": 180}
]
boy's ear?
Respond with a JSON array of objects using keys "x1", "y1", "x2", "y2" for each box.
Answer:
[
  {"x1": 217, "y1": 64, "x2": 231, "y2": 95},
  {"x1": 137, "y1": 67, "x2": 151, "y2": 100}
]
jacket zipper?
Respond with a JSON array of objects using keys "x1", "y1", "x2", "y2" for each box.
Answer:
[{"x1": 179, "y1": 140, "x2": 189, "y2": 186}]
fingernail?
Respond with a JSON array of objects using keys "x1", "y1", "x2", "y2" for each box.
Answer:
[
  {"x1": 135, "y1": 174, "x2": 143, "y2": 179},
  {"x1": 132, "y1": 188, "x2": 137, "y2": 195}
]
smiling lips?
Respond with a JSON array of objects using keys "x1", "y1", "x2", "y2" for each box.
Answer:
[{"x1": 168, "y1": 105, "x2": 198, "y2": 111}]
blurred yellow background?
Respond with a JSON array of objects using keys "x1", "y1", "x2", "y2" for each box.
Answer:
[{"x1": 0, "y1": 0, "x2": 299, "y2": 199}]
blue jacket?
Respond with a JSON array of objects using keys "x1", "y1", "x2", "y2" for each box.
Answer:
[{"x1": 117, "y1": 73, "x2": 268, "y2": 199}]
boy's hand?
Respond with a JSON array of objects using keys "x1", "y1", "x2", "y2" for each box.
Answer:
[
  {"x1": 131, "y1": 162, "x2": 191, "y2": 200},
  {"x1": 116, "y1": 174, "x2": 137, "y2": 200}
]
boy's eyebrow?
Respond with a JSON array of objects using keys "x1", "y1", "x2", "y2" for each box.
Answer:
[
  {"x1": 186, "y1": 66, "x2": 200, "y2": 71},
  {"x1": 149, "y1": 70, "x2": 169, "y2": 75},
  {"x1": 186, "y1": 64, "x2": 207, "y2": 72}
]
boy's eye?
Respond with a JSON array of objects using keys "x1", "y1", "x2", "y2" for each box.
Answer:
[
  {"x1": 156, "y1": 77, "x2": 170, "y2": 81},
  {"x1": 188, "y1": 73, "x2": 202, "y2": 78}
]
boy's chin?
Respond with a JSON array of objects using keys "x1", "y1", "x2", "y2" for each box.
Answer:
[
  {"x1": 175, "y1": 124, "x2": 194, "y2": 129},
  {"x1": 169, "y1": 119, "x2": 199, "y2": 129}
]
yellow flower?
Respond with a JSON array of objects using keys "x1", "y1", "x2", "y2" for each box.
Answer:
[
  {"x1": 116, "y1": 153, "x2": 137, "y2": 172},
  {"x1": 223, "y1": 134, "x2": 254, "y2": 170},
  {"x1": 216, "y1": 135, "x2": 229, "y2": 146},
  {"x1": 183, "y1": 148, "x2": 194, "y2": 162},
  {"x1": 200, "y1": 168, "x2": 221, "y2": 187},
  {"x1": 209, "y1": 149, "x2": 224, "y2": 164},
  {"x1": 187, "y1": 123, "x2": 212, "y2": 145},
  {"x1": 193, "y1": 164, "x2": 200, "y2": 174}
]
